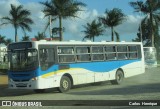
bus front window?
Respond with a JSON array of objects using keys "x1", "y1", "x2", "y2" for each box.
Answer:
[{"x1": 9, "y1": 49, "x2": 38, "y2": 71}]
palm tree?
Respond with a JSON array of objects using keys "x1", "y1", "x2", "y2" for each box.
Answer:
[
  {"x1": 35, "y1": 32, "x2": 46, "y2": 41},
  {"x1": 0, "y1": 35, "x2": 6, "y2": 45},
  {"x1": 22, "y1": 36, "x2": 30, "y2": 41},
  {"x1": 129, "y1": 0, "x2": 160, "y2": 47},
  {"x1": 41, "y1": 0, "x2": 86, "y2": 41},
  {"x1": 82, "y1": 19, "x2": 104, "y2": 42},
  {"x1": 1, "y1": 4, "x2": 34, "y2": 42},
  {"x1": 99, "y1": 8, "x2": 126, "y2": 42},
  {"x1": 136, "y1": 20, "x2": 152, "y2": 44},
  {"x1": 4, "y1": 38, "x2": 13, "y2": 46}
]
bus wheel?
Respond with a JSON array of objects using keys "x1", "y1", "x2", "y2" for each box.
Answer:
[
  {"x1": 34, "y1": 89, "x2": 45, "y2": 93},
  {"x1": 58, "y1": 76, "x2": 71, "y2": 93},
  {"x1": 110, "y1": 70, "x2": 124, "y2": 85}
]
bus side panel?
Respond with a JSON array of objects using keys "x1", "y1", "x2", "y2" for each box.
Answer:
[
  {"x1": 122, "y1": 60, "x2": 145, "y2": 78},
  {"x1": 108, "y1": 70, "x2": 117, "y2": 80},
  {"x1": 39, "y1": 59, "x2": 145, "y2": 88},
  {"x1": 38, "y1": 75, "x2": 61, "y2": 89}
]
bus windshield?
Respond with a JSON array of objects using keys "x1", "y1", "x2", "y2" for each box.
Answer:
[{"x1": 9, "y1": 49, "x2": 38, "y2": 71}]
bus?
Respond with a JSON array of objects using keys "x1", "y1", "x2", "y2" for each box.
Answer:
[
  {"x1": 143, "y1": 47, "x2": 157, "y2": 68},
  {"x1": 7, "y1": 41, "x2": 145, "y2": 93}
]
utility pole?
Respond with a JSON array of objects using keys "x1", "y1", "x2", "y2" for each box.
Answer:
[
  {"x1": 49, "y1": 15, "x2": 53, "y2": 40},
  {"x1": 139, "y1": 3, "x2": 143, "y2": 43}
]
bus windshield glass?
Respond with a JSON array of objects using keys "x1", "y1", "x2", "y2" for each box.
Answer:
[{"x1": 9, "y1": 49, "x2": 38, "y2": 71}]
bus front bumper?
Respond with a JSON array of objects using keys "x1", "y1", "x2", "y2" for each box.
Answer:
[{"x1": 8, "y1": 77, "x2": 59, "y2": 89}]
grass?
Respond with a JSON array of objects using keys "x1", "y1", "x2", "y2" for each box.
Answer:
[{"x1": 0, "y1": 63, "x2": 8, "y2": 75}]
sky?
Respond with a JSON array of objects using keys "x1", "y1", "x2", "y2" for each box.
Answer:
[{"x1": 0, "y1": 0, "x2": 146, "y2": 42}]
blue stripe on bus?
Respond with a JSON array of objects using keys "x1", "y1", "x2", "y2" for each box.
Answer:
[
  {"x1": 9, "y1": 59, "x2": 141, "y2": 79},
  {"x1": 38, "y1": 59, "x2": 140, "y2": 76}
]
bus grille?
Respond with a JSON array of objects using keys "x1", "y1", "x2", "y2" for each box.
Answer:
[
  {"x1": 16, "y1": 83, "x2": 27, "y2": 87},
  {"x1": 13, "y1": 79, "x2": 29, "y2": 82}
]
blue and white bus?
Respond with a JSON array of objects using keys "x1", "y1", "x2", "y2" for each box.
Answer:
[{"x1": 7, "y1": 41, "x2": 145, "y2": 93}]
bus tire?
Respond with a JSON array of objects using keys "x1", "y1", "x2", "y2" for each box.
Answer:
[
  {"x1": 110, "y1": 70, "x2": 124, "y2": 85},
  {"x1": 34, "y1": 89, "x2": 45, "y2": 93},
  {"x1": 58, "y1": 76, "x2": 71, "y2": 93}
]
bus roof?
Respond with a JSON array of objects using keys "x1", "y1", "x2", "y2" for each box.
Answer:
[
  {"x1": 8, "y1": 40, "x2": 143, "y2": 50},
  {"x1": 31, "y1": 40, "x2": 142, "y2": 45}
]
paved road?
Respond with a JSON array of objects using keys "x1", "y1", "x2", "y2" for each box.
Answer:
[{"x1": 0, "y1": 67, "x2": 160, "y2": 109}]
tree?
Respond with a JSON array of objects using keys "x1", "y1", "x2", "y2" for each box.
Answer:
[
  {"x1": 99, "y1": 8, "x2": 126, "y2": 42},
  {"x1": 130, "y1": 0, "x2": 160, "y2": 47},
  {"x1": 35, "y1": 32, "x2": 46, "y2": 41},
  {"x1": 135, "y1": 20, "x2": 152, "y2": 45},
  {"x1": 21, "y1": 36, "x2": 30, "y2": 41},
  {"x1": 82, "y1": 19, "x2": 104, "y2": 41},
  {"x1": 41, "y1": 0, "x2": 86, "y2": 41},
  {"x1": 4, "y1": 38, "x2": 13, "y2": 46},
  {"x1": 0, "y1": 35, "x2": 6, "y2": 45},
  {"x1": 1, "y1": 4, "x2": 34, "y2": 42}
]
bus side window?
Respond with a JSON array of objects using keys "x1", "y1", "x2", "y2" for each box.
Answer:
[
  {"x1": 76, "y1": 46, "x2": 91, "y2": 62},
  {"x1": 106, "y1": 46, "x2": 117, "y2": 60},
  {"x1": 117, "y1": 45, "x2": 128, "y2": 60},
  {"x1": 39, "y1": 48, "x2": 55, "y2": 71},
  {"x1": 58, "y1": 47, "x2": 75, "y2": 63},
  {"x1": 92, "y1": 46, "x2": 104, "y2": 61},
  {"x1": 137, "y1": 45, "x2": 142, "y2": 59},
  {"x1": 128, "y1": 46, "x2": 138, "y2": 59},
  {"x1": 106, "y1": 53, "x2": 117, "y2": 60}
]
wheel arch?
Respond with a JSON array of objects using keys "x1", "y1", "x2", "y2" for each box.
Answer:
[
  {"x1": 117, "y1": 68, "x2": 125, "y2": 78},
  {"x1": 110, "y1": 68, "x2": 125, "y2": 85},
  {"x1": 62, "y1": 73, "x2": 73, "y2": 87}
]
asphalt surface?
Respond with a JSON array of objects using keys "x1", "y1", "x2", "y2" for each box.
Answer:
[{"x1": 0, "y1": 67, "x2": 160, "y2": 109}]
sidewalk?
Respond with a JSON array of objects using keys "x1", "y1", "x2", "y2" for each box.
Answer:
[{"x1": 0, "y1": 75, "x2": 8, "y2": 85}]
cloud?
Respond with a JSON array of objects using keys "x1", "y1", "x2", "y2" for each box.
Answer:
[
  {"x1": 115, "y1": 15, "x2": 143, "y2": 35},
  {"x1": 24, "y1": 2, "x2": 46, "y2": 31},
  {"x1": 0, "y1": 0, "x2": 20, "y2": 17}
]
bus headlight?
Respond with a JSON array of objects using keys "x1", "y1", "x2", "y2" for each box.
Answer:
[{"x1": 31, "y1": 77, "x2": 37, "y2": 81}]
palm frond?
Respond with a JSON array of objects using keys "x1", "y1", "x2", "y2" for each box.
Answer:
[
  {"x1": 0, "y1": 35, "x2": 6, "y2": 44},
  {"x1": 20, "y1": 22, "x2": 32, "y2": 32},
  {"x1": 100, "y1": 8, "x2": 126, "y2": 28},
  {"x1": 82, "y1": 19, "x2": 104, "y2": 41},
  {"x1": 4, "y1": 38, "x2": 13, "y2": 46},
  {"x1": 40, "y1": 1, "x2": 58, "y2": 17},
  {"x1": 1, "y1": 17, "x2": 12, "y2": 26}
]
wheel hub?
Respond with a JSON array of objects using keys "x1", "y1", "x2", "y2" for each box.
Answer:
[{"x1": 62, "y1": 80, "x2": 68, "y2": 89}]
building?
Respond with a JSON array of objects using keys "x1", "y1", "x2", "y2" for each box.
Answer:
[{"x1": 0, "y1": 45, "x2": 7, "y2": 63}]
